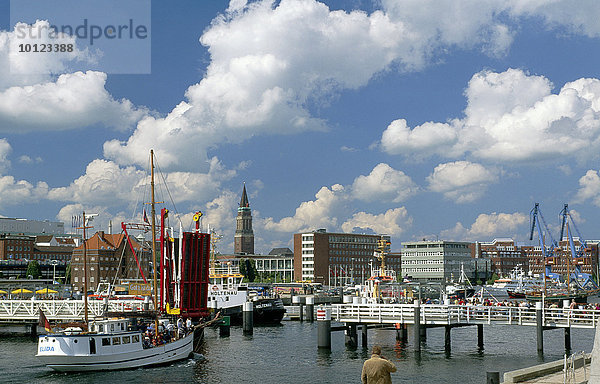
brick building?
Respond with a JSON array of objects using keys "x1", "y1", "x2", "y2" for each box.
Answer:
[
  {"x1": 71, "y1": 231, "x2": 150, "y2": 294},
  {"x1": 293, "y1": 229, "x2": 399, "y2": 285},
  {"x1": 477, "y1": 239, "x2": 529, "y2": 277}
]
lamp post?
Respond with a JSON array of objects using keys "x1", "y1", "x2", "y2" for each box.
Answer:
[{"x1": 50, "y1": 260, "x2": 58, "y2": 283}]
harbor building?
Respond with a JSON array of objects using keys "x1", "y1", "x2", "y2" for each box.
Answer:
[
  {"x1": 214, "y1": 248, "x2": 295, "y2": 283},
  {"x1": 522, "y1": 238, "x2": 599, "y2": 278},
  {"x1": 0, "y1": 234, "x2": 75, "y2": 280},
  {"x1": 0, "y1": 217, "x2": 64, "y2": 236},
  {"x1": 234, "y1": 184, "x2": 254, "y2": 255},
  {"x1": 476, "y1": 239, "x2": 529, "y2": 277},
  {"x1": 401, "y1": 240, "x2": 473, "y2": 283},
  {"x1": 70, "y1": 231, "x2": 150, "y2": 294},
  {"x1": 293, "y1": 229, "x2": 399, "y2": 286}
]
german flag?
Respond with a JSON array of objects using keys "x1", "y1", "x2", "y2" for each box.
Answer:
[{"x1": 38, "y1": 310, "x2": 52, "y2": 333}]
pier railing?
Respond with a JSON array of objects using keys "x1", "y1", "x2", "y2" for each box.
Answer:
[
  {"x1": 332, "y1": 304, "x2": 600, "y2": 329},
  {"x1": 0, "y1": 299, "x2": 150, "y2": 322}
]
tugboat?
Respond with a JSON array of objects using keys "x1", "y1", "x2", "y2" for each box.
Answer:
[
  {"x1": 358, "y1": 237, "x2": 401, "y2": 304},
  {"x1": 208, "y1": 261, "x2": 285, "y2": 324}
]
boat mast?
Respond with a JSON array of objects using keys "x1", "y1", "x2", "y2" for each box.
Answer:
[
  {"x1": 82, "y1": 210, "x2": 88, "y2": 325},
  {"x1": 150, "y1": 150, "x2": 160, "y2": 332}
]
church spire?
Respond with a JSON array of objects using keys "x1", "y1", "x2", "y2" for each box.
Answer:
[
  {"x1": 239, "y1": 183, "x2": 249, "y2": 208},
  {"x1": 235, "y1": 183, "x2": 254, "y2": 254}
]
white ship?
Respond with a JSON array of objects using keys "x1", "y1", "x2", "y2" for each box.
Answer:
[{"x1": 37, "y1": 318, "x2": 195, "y2": 372}]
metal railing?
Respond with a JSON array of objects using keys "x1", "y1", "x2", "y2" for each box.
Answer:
[
  {"x1": 563, "y1": 351, "x2": 588, "y2": 383},
  {"x1": 0, "y1": 299, "x2": 150, "y2": 322},
  {"x1": 331, "y1": 304, "x2": 600, "y2": 329}
]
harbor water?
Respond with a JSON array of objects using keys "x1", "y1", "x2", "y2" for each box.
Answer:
[{"x1": 0, "y1": 321, "x2": 595, "y2": 383}]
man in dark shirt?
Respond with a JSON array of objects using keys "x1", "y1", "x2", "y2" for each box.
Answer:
[{"x1": 361, "y1": 345, "x2": 397, "y2": 384}]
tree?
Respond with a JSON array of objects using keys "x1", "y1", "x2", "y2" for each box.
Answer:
[
  {"x1": 246, "y1": 259, "x2": 256, "y2": 282},
  {"x1": 239, "y1": 259, "x2": 246, "y2": 277},
  {"x1": 239, "y1": 259, "x2": 257, "y2": 282},
  {"x1": 26, "y1": 260, "x2": 42, "y2": 279},
  {"x1": 489, "y1": 273, "x2": 499, "y2": 283},
  {"x1": 65, "y1": 264, "x2": 71, "y2": 284}
]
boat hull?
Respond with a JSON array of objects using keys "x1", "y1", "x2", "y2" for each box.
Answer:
[
  {"x1": 37, "y1": 330, "x2": 198, "y2": 372},
  {"x1": 227, "y1": 298, "x2": 286, "y2": 325}
]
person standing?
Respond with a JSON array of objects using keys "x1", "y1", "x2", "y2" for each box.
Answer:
[{"x1": 361, "y1": 345, "x2": 397, "y2": 384}]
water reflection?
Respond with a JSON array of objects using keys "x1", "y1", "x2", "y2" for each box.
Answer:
[
  {"x1": 317, "y1": 348, "x2": 332, "y2": 366},
  {"x1": 393, "y1": 339, "x2": 407, "y2": 359}
]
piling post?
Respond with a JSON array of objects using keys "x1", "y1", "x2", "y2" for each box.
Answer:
[
  {"x1": 401, "y1": 324, "x2": 408, "y2": 342},
  {"x1": 292, "y1": 295, "x2": 303, "y2": 322},
  {"x1": 413, "y1": 299, "x2": 421, "y2": 352},
  {"x1": 361, "y1": 324, "x2": 368, "y2": 347},
  {"x1": 243, "y1": 301, "x2": 253, "y2": 335},
  {"x1": 444, "y1": 325, "x2": 451, "y2": 353},
  {"x1": 419, "y1": 326, "x2": 427, "y2": 341},
  {"x1": 477, "y1": 324, "x2": 484, "y2": 350},
  {"x1": 536, "y1": 301, "x2": 543, "y2": 354},
  {"x1": 30, "y1": 323, "x2": 37, "y2": 337},
  {"x1": 306, "y1": 296, "x2": 315, "y2": 322},
  {"x1": 317, "y1": 306, "x2": 331, "y2": 349},
  {"x1": 345, "y1": 323, "x2": 357, "y2": 348},
  {"x1": 219, "y1": 315, "x2": 231, "y2": 337},
  {"x1": 486, "y1": 371, "x2": 500, "y2": 384},
  {"x1": 564, "y1": 327, "x2": 571, "y2": 353}
]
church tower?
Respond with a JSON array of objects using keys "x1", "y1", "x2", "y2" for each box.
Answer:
[{"x1": 234, "y1": 183, "x2": 254, "y2": 254}]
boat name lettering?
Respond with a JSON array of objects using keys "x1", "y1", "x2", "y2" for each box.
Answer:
[
  {"x1": 211, "y1": 291, "x2": 237, "y2": 295},
  {"x1": 39, "y1": 346, "x2": 54, "y2": 352},
  {"x1": 254, "y1": 303, "x2": 272, "y2": 309}
]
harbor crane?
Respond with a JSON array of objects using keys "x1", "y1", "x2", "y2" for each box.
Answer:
[
  {"x1": 559, "y1": 204, "x2": 597, "y2": 289},
  {"x1": 529, "y1": 203, "x2": 561, "y2": 281}
]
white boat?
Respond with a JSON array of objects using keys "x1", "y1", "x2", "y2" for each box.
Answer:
[
  {"x1": 208, "y1": 263, "x2": 285, "y2": 324},
  {"x1": 37, "y1": 150, "x2": 209, "y2": 372},
  {"x1": 36, "y1": 318, "x2": 195, "y2": 372},
  {"x1": 483, "y1": 265, "x2": 543, "y2": 297}
]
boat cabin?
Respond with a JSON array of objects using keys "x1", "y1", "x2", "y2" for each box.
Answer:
[{"x1": 89, "y1": 318, "x2": 130, "y2": 334}]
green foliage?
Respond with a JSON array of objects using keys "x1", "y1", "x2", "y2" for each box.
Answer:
[
  {"x1": 239, "y1": 259, "x2": 257, "y2": 282},
  {"x1": 489, "y1": 273, "x2": 499, "y2": 283},
  {"x1": 246, "y1": 259, "x2": 256, "y2": 282},
  {"x1": 65, "y1": 264, "x2": 71, "y2": 284},
  {"x1": 26, "y1": 260, "x2": 42, "y2": 279},
  {"x1": 239, "y1": 259, "x2": 247, "y2": 276}
]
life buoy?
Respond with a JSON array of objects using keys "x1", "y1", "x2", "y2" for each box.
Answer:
[{"x1": 211, "y1": 285, "x2": 219, "y2": 291}]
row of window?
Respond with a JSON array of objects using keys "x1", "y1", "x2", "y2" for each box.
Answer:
[
  {"x1": 7, "y1": 246, "x2": 31, "y2": 251},
  {"x1": 101, "y1": 334, "x2": 140, "y2": 346},
  {"x1": 328, "y1": 236, "x2": 377, "y2": 243}
]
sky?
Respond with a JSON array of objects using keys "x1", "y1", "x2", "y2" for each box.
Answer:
[{"x1": 1, "y1": 0, "x2": 600, "y2": 254}]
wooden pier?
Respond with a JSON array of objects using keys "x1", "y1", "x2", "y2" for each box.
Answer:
[
  {"x1": 0, "y1": 299, "x2": 149, "y2": 335},
  {"x1": 317, "y1": 301, "x2": 600, "y2": 354}
]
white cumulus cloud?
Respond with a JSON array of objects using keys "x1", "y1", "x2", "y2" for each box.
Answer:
[
  {"x1": 341, "y1": 207, "x2": 412, "y2": 235},
  {"x1": 351, "y1": 163, "x2": 418, "y2": 203},
  {"x1": 440, "y1": 212, "x2": 528, "y2": 241},
  {"x1": 574, "y1": 169, "x2": 600, "y2": 207},
  {"x1": 427, "y1": 161, "x2": 499, "y2": 203},
  {"x1": 263, "y1": 184, "x2": 345, "y2": 233},
  {"x1": 381, "y1": 68, "x2": 600, "y2": 165}
]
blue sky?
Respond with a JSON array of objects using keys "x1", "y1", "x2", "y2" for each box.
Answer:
[{"x1": 1, "y1": 0, "x2": 600, "y2": 254}]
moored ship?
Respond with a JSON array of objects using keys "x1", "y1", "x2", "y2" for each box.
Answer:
[
  {"x1": 36, "y1": 150, "x2": 211, "y2": 372},
  {"x1": 208, "y1": 263, "x2": 285, "y2": 324}
]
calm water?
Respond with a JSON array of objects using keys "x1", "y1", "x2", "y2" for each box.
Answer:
[{"x1": 0, "y1": 321, "x2": 595, "y2": 384}]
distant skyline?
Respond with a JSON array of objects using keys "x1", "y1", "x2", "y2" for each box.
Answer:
[{"x1": 1, "y1": 1, "x2": 600, "y2": 254}]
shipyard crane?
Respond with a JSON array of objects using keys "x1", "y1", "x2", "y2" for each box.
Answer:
[
  {"x1": 558, "y1": 204, "x2": 597, "y2": 289},
  {"x1": 529, "y1": 203, "x2": 561, "y2": 281}
]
